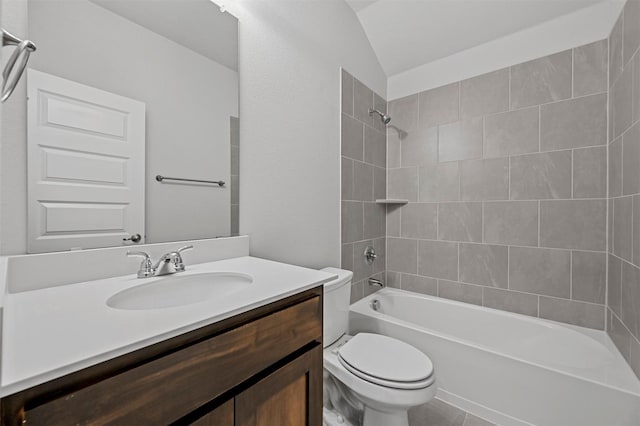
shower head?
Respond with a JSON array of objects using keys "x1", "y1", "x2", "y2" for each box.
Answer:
[{"x1": 369, "y1": 108, "x2": 391, "y2": 125}]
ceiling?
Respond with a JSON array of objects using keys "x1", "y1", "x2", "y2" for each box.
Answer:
[
  {"x1": 346, "y1": 0, "x2": 607, "y2": 76},
  {"x1": 90, "y1": 0, "x2": 238, "y2": 71}
]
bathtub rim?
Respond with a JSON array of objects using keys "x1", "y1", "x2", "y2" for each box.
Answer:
[{"x1": 350, "y1": 288, "x2": 640, "y2": 398}]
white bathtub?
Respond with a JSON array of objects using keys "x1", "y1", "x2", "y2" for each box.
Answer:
[{"x1": 349, "y1": 289, "x2": 640, "y2": 426}]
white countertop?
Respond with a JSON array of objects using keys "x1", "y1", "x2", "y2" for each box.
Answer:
[{"x1": 1, "y1": 256, "x2": 336, "y2": 396}]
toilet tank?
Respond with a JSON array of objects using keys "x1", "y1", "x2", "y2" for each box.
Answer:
[{"x1": 321, "y1": 267, "x2": 353, "y2": 348}]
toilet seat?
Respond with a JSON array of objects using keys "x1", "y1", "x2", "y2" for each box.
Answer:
[{"x1": 337, "y1": 333, "x2": 434, "y2": 390}]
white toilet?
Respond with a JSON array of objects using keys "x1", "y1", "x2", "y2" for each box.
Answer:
[{"x1": 321, "y1": 267, "x2": 436, "y2": 426}]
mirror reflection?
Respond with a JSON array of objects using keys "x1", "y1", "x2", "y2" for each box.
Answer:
[{"x1": 25, "y1": 0, "x2": 239, "y2": 253}]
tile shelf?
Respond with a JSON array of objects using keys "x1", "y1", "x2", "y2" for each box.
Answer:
[{"x1": 375, "y1": 199, "x2": 409, "y2": 204}]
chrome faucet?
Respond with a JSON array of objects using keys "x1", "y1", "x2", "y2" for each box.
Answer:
[
  {"x1": 127, "y1": 245, "x2": 194, "y2": 278},
  {"x1": 368, "y1": 278, "x2": 385, "y2": 288}
]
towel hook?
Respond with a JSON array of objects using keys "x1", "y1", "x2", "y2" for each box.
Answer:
[{"x1": 1, "y1": 28, "x2": 36, "y2": 103}]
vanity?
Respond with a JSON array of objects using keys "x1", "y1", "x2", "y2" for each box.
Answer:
[{"x1": 0, "y1": 246, "x2": 333, "y2": 425}]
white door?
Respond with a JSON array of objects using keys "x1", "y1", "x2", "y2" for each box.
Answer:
[{"x1": 27, "y1": 69, "x2": 146, "y2": 253}]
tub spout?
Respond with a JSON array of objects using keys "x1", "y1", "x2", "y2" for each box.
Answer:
[{"x1": 368, "y1": 278, "x2": 385, "y2": 288}]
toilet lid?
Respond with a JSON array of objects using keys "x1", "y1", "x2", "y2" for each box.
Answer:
[{"x1": 337, "y1": 333, "x2": 433, "y2": 384}]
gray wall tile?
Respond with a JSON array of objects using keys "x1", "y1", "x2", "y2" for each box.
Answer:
[
  {"x1": 401, "y1": 203, "x2": 437, "y2": 239},
  {"x1": 573, "y1": 146, "x2": 606, "y2": 199},
  {"x1": 610, "y1": 136, "x2": 623, "y2": 197},
  {"x1": 482, "y1": 288, "x2": 538, "y2": 316},
  {"x1": 363, "y1": 202, "x2": 385, "y2": 239},
  {"x1": 373, "y1": 237, "x2": 386, "y2": 274},
  {"x1": 438, "y1": 280, "x2": 483, "y2": 305},
  {"x1": 510, "y1": 50, "x2": 572, "y2": 108},
  {"x1": 364, "y1": 126, "x2": 386, "y2": 168},
  {"x1": 573, "y1": 40, "x2": 608, "y2": 97},
  {"x1": 623, "y1": 122, "x2": 640, "y2": 195},
  {"x1": 354, "y1": 78, "x2": 374, "y2": 127},
  {"x1": 402, "y1": 273, "x2": 438, "y2": 295},
  {"x1": 614, "y1": 196, "x2": 633, "y2": 261},
  {"x1": 387, "y1": 271, "x2": 401, "y2": 289},
  {"x1": 622, "y1": 260, "x2": 640, "y2": 339},
  {"x1": 387, "y1": 237, "x2": 418, "y2": 274},
  {"x1": 460, "y1": 69, "x2": 509, "y2": 119},
  {"x1": 388, "y1": 167, "x2": 418, "y2": 201},
  {"x1": 386, "y1": 204, "x2": 401, "y2": 237},
  {"x1": 572, "y1": 251, "x2": 606, "y2": 304},
  {"x1": 609, "y1": 254, "x2": 623, "y2": 317},
  {"x1": 418, "y1": 240, "x2": 458, "y2": 280},
  {"x1": 419, "y1": 83, "x2": 459, "y2": 128},
  {"x1": 484, "y1": 201, "x2": 538, "y2": 246},
  {"x1": 387, "y1": 129, "x2": 401, "y2": 168},
  {"x1": 635, "y1": 195, "x2": 640, "y2": 268},
  {"x1": 634, "y1": 51, "x2": 640, "y2": 124},
  {"x1": 484, "y1": 106, "x2": 539, "y2": 158},
  {"x1": 439, "y1": 118, "x2": 483, "y2": 162},
  {"x1": 630, "y1": 336, "x2": 640, "y2": 378},
  {"x1": 374, "y1": 166, "x2": 386, "y2": 200},
  {"x1": 341, "y1": 201, "x2": 363, "y2": 244},
  {"x1": 341, "y1": 158, "x2": 353, "y2": 200},
  {"x1": 341, "y1": 243, "x2": 353, "y2": 271},
  {"x1": 419, "y1": 162, "x2": 460, "y2": 202},
  {"x1": 373, "y1": 93, "x2": 388, "y2": 133},
  {"x1": 509, "y1": 247, "x2": 571, "y2": 298},
  {"x1": 388, "y1": 94, "x2": 418, "y2": 133},
  {"x1": 539, "y1": 296, "x2": 605, "y2": 330},
  {"x1": 609, "y1": 310, "x2": 632, "y2": 361},
  {"x1": 460, "y1": 158, "x2": 509, "y2": 201},
  {"x1": 353, "y1": 239, "x2": 374, "y2": 282},
  {"x1": 401, "y1": 126, "x2": 438, "y2": 167},
  {"x1": 342, "y1": 113, "x2": 363, "y2": 160},
  {"x1": 624, "y1": 0, "x2": 640, "y2": 65},
  {"x1": 353, "y1": 161, "x2": 373, "y2": 201},
  {"x1": 350, "y1": 282, "x2": 364, "y2": 303},
  {"x1": 510, "y1": 151, "x2": 572, "y2": 200},
  {"x1": 612, "y1": 63, "x2": 633, "y2": 138},
  {"x1": 540, "y1": 200, "x2": 606, "y2": 251},
  {"x1": 341, "y1": 69, "x2": 354, "y2": 116},
  {"x1": 438, "y1": 202, "x2": 483, "y2": 242},
  {"x1": 610, "y1": 12, "x2": 624, "y2": 86},
  {"x1": 540, "y1": 93, "x2": 607, "y2": 150},
  {"x1": 459, "y1": 243, "x2": 508, "y2": 288}
]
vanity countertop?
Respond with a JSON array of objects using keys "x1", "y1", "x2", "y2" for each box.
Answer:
[{"x1": 1, "y1": 256, "x2": 336, "y2": 396}]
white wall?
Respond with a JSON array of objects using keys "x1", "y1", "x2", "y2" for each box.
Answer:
[
  {"x1": 0, "y1": 0, "x2": 238, "y2": 253},
  {"x1": 231, "y1": 0, "x2": 386, "y2": 269},
  {"x1": 388, "y1": 0, "x2": 624, "y2": 100}
]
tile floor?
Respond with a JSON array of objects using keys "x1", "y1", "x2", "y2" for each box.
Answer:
[{"x1": 409, "y1": 398, "x2": 495, "y2": 426}]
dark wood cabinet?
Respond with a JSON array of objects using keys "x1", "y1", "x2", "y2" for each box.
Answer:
[{"x1": 1, "y1": 287, "x2": 323, "y2": 426}]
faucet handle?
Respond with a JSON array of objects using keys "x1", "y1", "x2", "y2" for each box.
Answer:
[
  {"x1": 176, "y1": 245, "x2": 194, "y2": 255},
  {"x1": 127, "y1": 251, "x2": 155, "y2": 278}
]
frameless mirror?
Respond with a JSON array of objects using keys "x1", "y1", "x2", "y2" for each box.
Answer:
[{"x1": 23, "y1": 0, "x2": 239, "y2": 253}]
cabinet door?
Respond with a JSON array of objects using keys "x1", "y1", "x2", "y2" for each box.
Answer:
[
  {"x1": 235, "y1": 345, "x2": 322, "y2": 426},
  {"x1": 191, "y1": 399, "x2": 234, "y2": 426}
]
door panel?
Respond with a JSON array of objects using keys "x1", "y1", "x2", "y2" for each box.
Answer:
[{"x1": 27, "y1": 69, "x2": 146, "y2": 252}]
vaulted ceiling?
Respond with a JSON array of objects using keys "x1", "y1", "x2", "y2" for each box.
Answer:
[{"x1": 346, "y1": 0, "x2": 613, "y2": 77}]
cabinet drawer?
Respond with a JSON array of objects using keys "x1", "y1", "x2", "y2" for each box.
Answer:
[{"x1": 23, "y1": 296, "x2": 321, "y2": 425}]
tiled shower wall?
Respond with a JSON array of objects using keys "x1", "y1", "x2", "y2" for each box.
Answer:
[
  {"x1": 607, "y1": 0, "x2": 640, "y2": 378},
  {"x1": 341, "y1": 70, "x2": 387, "y2": 301},
  {"x1": 384, "y1": 41, "x2": 609, "y2": 330}
]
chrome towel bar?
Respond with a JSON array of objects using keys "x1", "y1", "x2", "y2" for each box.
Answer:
[
  {"x1": 155, "y1": 175, "x2": 225, "y2": 187},
  {"x1": 2, "y1": 28, "x2": 36, "y2": 103}
]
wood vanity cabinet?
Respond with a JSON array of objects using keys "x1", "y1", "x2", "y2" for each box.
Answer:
[{"x1": 1, "y1": 287, "x2": 323, "y2": 426}]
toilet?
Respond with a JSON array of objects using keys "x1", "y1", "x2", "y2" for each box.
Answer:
[{"x1": 321, "y1": 267, "x2": 436, "y2": 426}]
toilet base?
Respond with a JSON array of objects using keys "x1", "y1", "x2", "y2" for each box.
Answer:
[{"x1": 363, "y1": 406, "x2": 409, "y2": 426}]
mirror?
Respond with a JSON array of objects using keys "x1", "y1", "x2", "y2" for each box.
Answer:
[{"x1": 23, "y1": 0, "x2": 239, "y2": 253}]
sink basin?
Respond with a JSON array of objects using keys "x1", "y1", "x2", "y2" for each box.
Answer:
[{"x1": 107, "y1": 272, "x2": 253, "y2": 310}]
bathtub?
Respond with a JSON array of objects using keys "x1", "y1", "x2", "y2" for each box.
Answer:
[{"x1": 349, "y1": 288, "x2": 640, "y2": 426}]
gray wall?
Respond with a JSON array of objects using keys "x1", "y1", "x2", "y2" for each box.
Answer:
[
  {"x1": 383, "y1": 41, "x2": 609, "y2": 330},
  {"x1": 341, "y1": 70, "x2": 387, "y2": 302},
  {"x1": 607, "y1": 0, "x2": 640, "y2": 379}
]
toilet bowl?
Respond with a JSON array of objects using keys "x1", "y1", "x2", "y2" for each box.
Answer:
[{"x1": 321, "y1": 268, "x2": 436, "y2": 426}]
